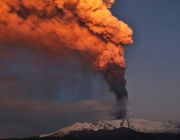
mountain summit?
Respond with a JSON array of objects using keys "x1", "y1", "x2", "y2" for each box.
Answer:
[{"x1": 40, "y1": 117, "x2": 180, "y2": 138}]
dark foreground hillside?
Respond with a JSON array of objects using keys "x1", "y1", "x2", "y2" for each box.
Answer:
[{"x1": 2, "y1": 128, "x2": 180, "y2": 140}]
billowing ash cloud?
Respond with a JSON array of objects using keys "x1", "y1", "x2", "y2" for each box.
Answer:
[{"x1": 0, "y1": 0, "x2": 133, "y2": 119}]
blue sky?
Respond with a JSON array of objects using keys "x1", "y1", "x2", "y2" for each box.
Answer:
[{"x1": 111, "y1": 0, "x2": 180, "y2": 121}]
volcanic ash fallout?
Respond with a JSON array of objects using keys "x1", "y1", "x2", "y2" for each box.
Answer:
[{"x1": 0, "y1": 0, "x2": 133, "y2": 119}]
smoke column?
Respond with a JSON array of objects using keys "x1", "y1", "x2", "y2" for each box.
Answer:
[{"x1": 0, "y1": 0, "x2": 133, "y2": 119}]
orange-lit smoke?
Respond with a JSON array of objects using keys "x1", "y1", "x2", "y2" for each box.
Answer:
[{"x1": 0, "y1": 0, "x2": 133, "y2": 118}]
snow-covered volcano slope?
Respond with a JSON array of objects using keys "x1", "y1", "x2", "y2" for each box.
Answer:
[{"x1": 40, "y1": 117, "x2": 180, "y2": 137}]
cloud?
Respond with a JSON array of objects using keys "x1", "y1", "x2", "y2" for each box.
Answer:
[
  {"x1": 0, "y1": 93, "x2": 114, "y2": 114},
  {"x1": 0, "y1": 0, "x2": 134, "y2": 138},
  {"x1": 0, "y1": 93, "x2": 115, "y2": 138}
]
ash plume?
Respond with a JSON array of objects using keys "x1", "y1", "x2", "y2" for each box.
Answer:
[{"x1": 0, "y1": 0, "x2": 133, "y2": 118}]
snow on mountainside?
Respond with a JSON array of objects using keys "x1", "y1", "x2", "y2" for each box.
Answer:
[{"x1": 40, "y1": 117, "x2": 180, "y2": 137}]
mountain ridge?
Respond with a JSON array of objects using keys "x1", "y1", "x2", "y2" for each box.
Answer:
[
  {"x1": 1, "y1": 117, "x2": 180, "y2": 140},
  {"x1": 40, "y1": 117, "x2": 180, "y2": 138}
]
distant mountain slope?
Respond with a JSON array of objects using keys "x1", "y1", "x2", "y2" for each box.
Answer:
[
  {"x1": 2, "y1": 117, "x2": 180, "y2": 140},
  {"x1": 40, "y1": 117, "x2": 180, "y2": 138}
]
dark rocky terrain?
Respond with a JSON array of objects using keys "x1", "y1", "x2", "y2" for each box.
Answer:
[
  {"x1": 2, "y1": 127, "x2": 180, "y2": 140},
  {"x1": 2, "y1": 118, "x2": 180, "y2": 140}
]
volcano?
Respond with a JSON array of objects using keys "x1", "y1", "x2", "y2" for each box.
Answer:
[
  {"x1": 40, "y1": 117, "x2": 179, "y2": 137},
  {"x1": 34, "y1": 117, "x2": 180, "y2": 140},
  {"x1": 2, "y1": 117, "x2": 180, "y2": 140}
]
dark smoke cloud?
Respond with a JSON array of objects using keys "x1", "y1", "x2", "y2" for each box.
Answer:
[
  {"x1": 102, "y1": 64, "x2": 127, "y2": 118},
  {"x1": 0, "y1": 0, "x2": 133, "y2": 118}
]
